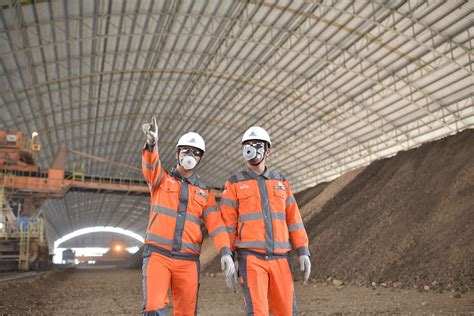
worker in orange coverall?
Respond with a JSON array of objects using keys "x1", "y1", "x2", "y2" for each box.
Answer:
[
  {"x1": 141, "y1": 117, "x2": 235, "y2": 315},
  {"x1": 220, "y1": 126, "x2": 311, "y2": 316}
]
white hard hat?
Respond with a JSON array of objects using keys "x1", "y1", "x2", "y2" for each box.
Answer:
[
  {"x1": 241, "y1": 126, "x2": 271, "y2": 147},
  {"x1": 176, "y1": 132, "x2": 206, "y2": 152}
]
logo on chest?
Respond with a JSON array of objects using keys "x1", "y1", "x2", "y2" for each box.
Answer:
[
  {"x1": 274, "y1": 181, "x2": 286, "y2": 191},
  {"x1": 195, "y1": 189, "x2": 208, "y2": 200}
]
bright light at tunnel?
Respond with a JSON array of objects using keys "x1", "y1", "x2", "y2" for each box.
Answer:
[
  {"x1": 53, "y1": 226, "x2": 144, "y2": 263},
  {"x1": 126, "y1": 246, "x2": 140, "y2": 254}
]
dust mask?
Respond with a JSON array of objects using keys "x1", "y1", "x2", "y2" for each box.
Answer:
[
  {"x1": 243, "y1": 144, "x2": 265, "y2": 165},
  {"x1": 180, "y1": 155, "x2": 197, "y2": 170}
]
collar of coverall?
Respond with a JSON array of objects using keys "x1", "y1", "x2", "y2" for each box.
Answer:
[
  {"x1": 170, "y1": 167, "x2": 200, "y2": 186},
  {"x1": 246, "y1": 166, "x2": 272, "y2": 179}
]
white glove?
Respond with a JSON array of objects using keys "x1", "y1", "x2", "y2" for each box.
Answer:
[
  {"x1": 221, "y1": 254, "x2": 236, "y2": 277},
  {"x1": 299, "y1": 255, "x2": 311, "y2": 284},
  {"x1": 225, "y1": 269, "x2": 239, "y2": 293},
  {"x1": 142, "y1": 116, "x2": 158, "y2": 145}
]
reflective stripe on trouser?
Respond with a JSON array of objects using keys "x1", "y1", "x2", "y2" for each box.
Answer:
[
  {"x1": 238, "y1": 253, "x2": 297, "y2": 316},
  {"x1": 142, "y1": 252, "x2": 200, "y2": 315}
]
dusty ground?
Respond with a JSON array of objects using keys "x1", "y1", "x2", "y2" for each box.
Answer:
[{"x1": 0, "y1": 267, "x2": 473, "y2": 315}]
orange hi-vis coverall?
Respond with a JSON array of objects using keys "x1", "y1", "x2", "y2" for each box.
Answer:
[
  {"x1": 141, "y1": 143, "x2": 232, "y2": 315},
  {"x1": 220, "y1": 168, "x2": 309, "y2": 316}
]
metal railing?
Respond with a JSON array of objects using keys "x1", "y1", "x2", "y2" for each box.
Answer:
[
  {"x1": 66, "y1": 172, "x2": 147, "y2": 187},
  {"x1": 0, "y1": 169, "x2": 48, "y2": 179},
  {"x1": 0, "y1": 169, "x2": 147, "y2": 187}
]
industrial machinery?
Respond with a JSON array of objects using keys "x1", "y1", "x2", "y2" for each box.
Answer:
[
  {"x1": 75, "y1": 242, "x2": 131, "y2": 266},
  {"x1": 0, "y1": 130, "x2": 46, "y2": 272},
  {"x1": 62, "y1": 248, "x2": 76, "y2": 265},
  {"x1": 0, "y1": 129, "x2": 148, "y2": 271}
]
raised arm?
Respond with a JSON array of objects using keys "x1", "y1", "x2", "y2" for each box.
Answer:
[{"x1": 141, "y1": 117, "x2": 164, "y2": 191}]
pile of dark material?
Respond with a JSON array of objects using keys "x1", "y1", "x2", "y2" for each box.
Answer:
[
  {"x1": 306, "y1": 129, "x2": 474, "y2": 291},
  {"x1": 294, "y1": 182, "x2": 329, "y2": 208}
]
